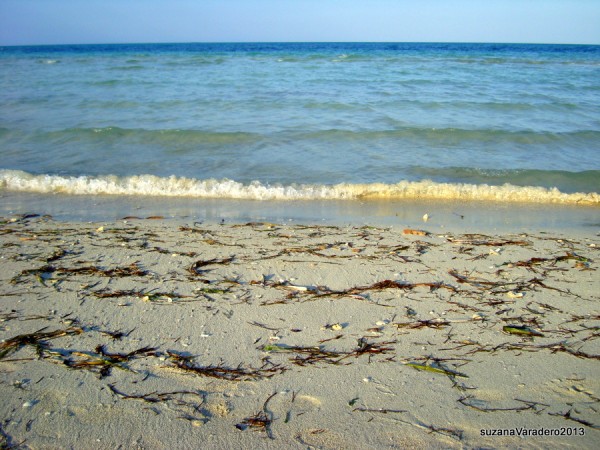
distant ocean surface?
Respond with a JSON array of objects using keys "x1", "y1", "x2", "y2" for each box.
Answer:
[{"x1": 1, "y1": 42, "x2": 599, "y2": 205}]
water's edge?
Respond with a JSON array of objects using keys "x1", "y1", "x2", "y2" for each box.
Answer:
[{"x1": 2, "y1": 191, "x2": 598, "y2": 234}]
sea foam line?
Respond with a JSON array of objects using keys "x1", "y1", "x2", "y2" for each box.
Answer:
[{"x1": 0, "y1": 170, "x2": 598, "y2": 205}]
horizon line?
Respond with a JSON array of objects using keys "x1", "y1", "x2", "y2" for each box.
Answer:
[{"x1": 2, "y1": 40, "x2": 599, "y2": 48}]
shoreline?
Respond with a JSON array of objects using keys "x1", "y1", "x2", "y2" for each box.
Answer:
[
  {"x1": 1, "y1": 215, "x2": 598, "y2": 448},
  {"x1": 1, "y1": 191, "x2": 599, "y2": 233}
]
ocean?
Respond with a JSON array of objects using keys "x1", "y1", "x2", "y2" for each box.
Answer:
[{"x1": 0, "y1": 42, "x2": 599, "y2": 225}]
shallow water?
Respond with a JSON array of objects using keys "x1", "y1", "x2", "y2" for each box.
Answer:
[{"x1": 1, "y1": 42, "x2": 599, "y2": 207}]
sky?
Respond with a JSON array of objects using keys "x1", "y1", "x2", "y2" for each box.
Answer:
[{"x1": 1, "y1": 0, "x2": 599, "y2": 46}]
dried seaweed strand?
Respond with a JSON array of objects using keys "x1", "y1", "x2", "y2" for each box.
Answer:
[
  {"x1": 167, "y1": 351, "x2": 285, "y2": 380},
  {"x1": 458, "y1": 396, "x2": 535, "y2": 412},
  {"x1": 188, "y1": 257, "x2": 234, "y2": 275},
  {"x1": 0, "y1": 327, "x2": 83, "y2": 360},
  {"x1": 63, "y1": 345, "x2": 157, "y2": 378},
  {"x1": 107, "y1": 383, "x2": 204, "y2": 404},
  {"x1": 235, "y1": 392, "x2": 278, "y2": 439},
  {"x1": 353, "y1": 407, "x2": 406, "y2": 414}
]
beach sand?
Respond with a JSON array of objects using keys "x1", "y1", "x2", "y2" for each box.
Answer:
[{"x1": 1, "y1": 215, "x2": 598, "y2": 448}]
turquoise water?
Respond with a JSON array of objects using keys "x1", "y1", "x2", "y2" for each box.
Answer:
[{"x1": 1, "y1": 42, "x2": 599, "y2": 205}]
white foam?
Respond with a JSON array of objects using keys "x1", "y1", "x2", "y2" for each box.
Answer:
[{"x1": 0, "y1": 169, "x2": 598, "y2": 205}]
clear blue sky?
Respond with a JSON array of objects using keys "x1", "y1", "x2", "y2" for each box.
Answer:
[{"x1": 1, "y1": 0, "x2": 599, "y2": 46}]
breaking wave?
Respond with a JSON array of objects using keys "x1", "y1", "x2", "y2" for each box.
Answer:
[{"x1": 1, "y1": 170, "x2": 598, "y2": 205}]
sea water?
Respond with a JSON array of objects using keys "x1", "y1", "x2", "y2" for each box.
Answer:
[{"x1": 0, "y1": 42, "x2": 599, "y2": 224}]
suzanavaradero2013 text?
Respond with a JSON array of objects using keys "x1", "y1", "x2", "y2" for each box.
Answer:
[{"x1": 480, "y1": 427, "x2": 585, "y2": 437}]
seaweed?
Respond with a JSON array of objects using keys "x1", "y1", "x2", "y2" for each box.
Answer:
[
  {"x1": 92, "y1": 288, "x2": 195, "y2": 303},
  {"x1": 166, "y1": 351, "x2": 286, "y2": 380},
  {"x1": 63, "y1": 345, "x2": 157, "y2": 378},
  {"x1": 549, "y1": 409, "x2": 599, "y2": 429},
  {"x1": 261, "y1": 338, "x2": 396, "y2": 366},
  {"x1": 352, "y1": 407, "x2": 406, "y2": 414},
  {"x1": 0, "y1": 327, "x2": 83, "y2": 360},
  {"x1": 12, "y1": 263, "x2": 148, "y2": 284},
  {"x1": 107, "y1": 383, "x2": 204, "y2": 404},
  {"x1": 405, "y1": 362, "x2": 468, "y2": 378},
  {"x1": 447, "y1": 236, "x2": 530, "y2": 247},
  {"x1": 503, "y1": 325, "x2": 544, "y2": 337},
  {"x1": 458, "y1": 396, "x2": 539, "y2": 412},
  {"x1": 248, "y1": 321, "x2": 281, "y2": 331},
  {"x1": 235, "y1": 392, "x2": 277, "y2": 439},
  {"x1": 188, "y1": 257, "x2": 234, "y2": 275},
  {"x1": 314, "y1": 279, "x2": 457, "y2": 299},
  {"x1": 99, "y1": 329, "x2": 135, "y2": 341},
  {"x1": 509, "y1": 252, "x2": 592, "y2": 269},
  {"x1": 395, "y1": 319, "x2": 451, "y2": 330}
]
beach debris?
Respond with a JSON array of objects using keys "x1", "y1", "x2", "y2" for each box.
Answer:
[
  {"x1": 12, "y1": 263, "x2": 148, "y2": 285},
  {"x1": 549, "y1": 409, "x2": 600, "y2": 429},
  {"x1": 422, "y1": 214, "x2": 429, "y2": 223},
  {"x1": 247, "y1": 321, "x2": 281, "y2": 332},
  {"x1": 107, "y1": 383, "x2": 204, "y2": 405},
  {"x1": 348, "y1": 397, "x2": 360, "y2": 407},
  {"x1": 403, "y1": 228, "x2": 430, "y2": 236},
  {"x1": 260, "y1": 338, "x2": 395, "y2": 366},
  {"x1": 322, "y1": 323, "x2": 343, "y2": 331},
  {"x1": 313, "y1": 279, "x2": 457, "y2": 299},
  {"x1": 188, "y1": 256, "x2": 234, "y2": 275},
  {"x1": 458, "y1": 396, "x2": 547, "y2": 413},
  {"x1": 235, "y1": 392, "x2": 277, "y2": 439},
  {"x1": 404, "y1": 362, "x2": 468, "y2": 378},
  {"x1": 502, "y1": 325, "x2": 545, "y2": 337},
  {"x1": 510, "y1": 252, "x2": 592, "y2": 269},
  {"x1": 0, "y1": 327, "x2": 83, "y2": 360},
  {"x1": 2, "y1": 219, "x2": 599, "y2": 445},
  {"x1": 166, "y1": 351, "x2": 286, "y2": 380},
  {"x1": 92, "y1": 288, "x2": 194, "y2": 303},
  {"x1": 353, "y1": 406, "x2": 407, "y2": 414},
  {"x1": 99, "y1": 328, "x2": 135, "y2": 341},
  {"x1": 63, "y1": 345, "x2": 158, "y2": 378},
  {"x1": 447, "y1": 236, "x2": 530, "y2": 247},
  {"x1": 395, "y1": 318, "x2": 451, "y2": 329},
  {"x1": 406, "y1": 419, "x2": 464, "y2": 441}
]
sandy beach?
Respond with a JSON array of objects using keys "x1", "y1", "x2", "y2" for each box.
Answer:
[{"x1": 1, "y1": 214, "x2": 598, "y2": 449}]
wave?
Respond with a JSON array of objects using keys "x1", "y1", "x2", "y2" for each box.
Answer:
[
  {"x1": 15, "y1": 126, "x2": 598, "y2": 149},
  {"x1": 411, "y1": 167, "x2": 600, "y2": 194},
  {"x1": 37, "y1": 127, "x2": 261, "y2": 146},
  {"x1": 1, "y1": 170, "x2": 597, "y2": 205},
  {"x1": 295, "y1": 128, "x2": 600, "y2": 146}
]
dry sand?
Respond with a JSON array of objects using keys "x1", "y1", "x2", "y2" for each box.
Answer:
[{"x1": 0, "y1": 214, "x2": 598, "y2": 449}]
